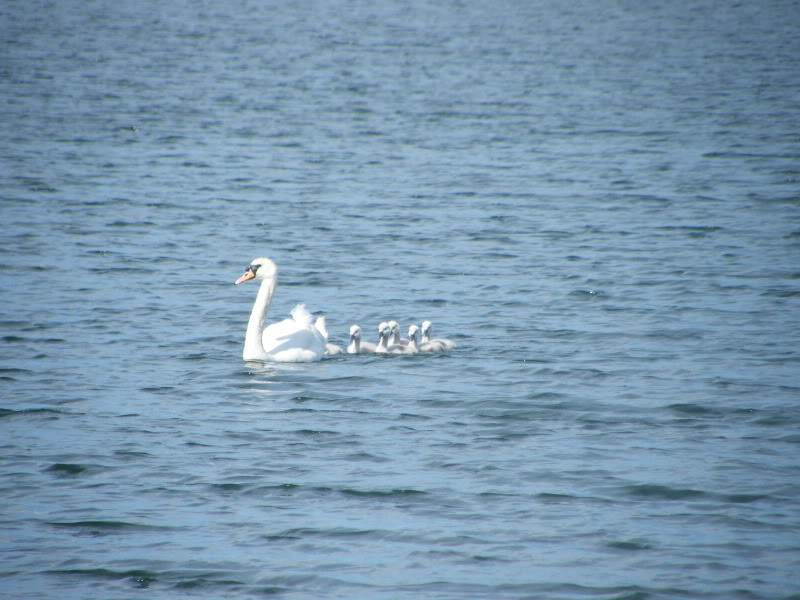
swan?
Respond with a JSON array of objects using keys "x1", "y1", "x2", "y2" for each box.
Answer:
[
  {"x1": 410, "y1": 324, "x2": 442, "y2": 352},
  {"x1": 390, "y1": 325, "x2": 419, "y2": 354},
  {"x1": 420, "y1": 320, "x2": 456, "y2": 350},
  {"x1": 374, "y1": 322, "x2": 392, "y2": 354},
  {"x1": 234, "y1": 257, "x2": 327, "y2": 362},
  {"x1": 388, "y1": 320, "x2": 410, "y2": 347},
  {"x1": 347, "y1": 324, "x2": 376, "y2": 354}
]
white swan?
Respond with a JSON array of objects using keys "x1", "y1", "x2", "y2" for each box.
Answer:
[
  {"x1": 420, "y1": 320, "x2": 456, "y2": 350},
  {"x1": 390, "y1": 325, "x2": 419, "y2": 354},
  {"x1": 347, "y1": 324, "x2": 376, "y2": 354},
  {"x1": 235, "y1": 257, "x2": 327, "y2": 362},
  {"x1": 410, "y1": 324, "x2": 442, "y2": 352},
  {"x1": 388, "y1": 320, "x2": 410, "y2": 347},
  {"x1": 374, "y1": 322, "x2": 392, "y2": 354}
]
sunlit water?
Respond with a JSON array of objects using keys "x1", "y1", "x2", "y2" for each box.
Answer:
[{"x1": 2, "y1": 1, "x2": 799, "y2": 598}]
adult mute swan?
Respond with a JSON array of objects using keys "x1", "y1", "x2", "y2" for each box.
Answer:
[
  {"x1": 235, "y1": 258, "x2": 327, "y2": 362},
  {"x1": 420, "y1": 321, "x2": 457, "y2": 350}
]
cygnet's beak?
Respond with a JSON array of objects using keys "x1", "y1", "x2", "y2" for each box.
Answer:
[{"x1": 235, "y1": 267, "x2": 257, "y2": 285}]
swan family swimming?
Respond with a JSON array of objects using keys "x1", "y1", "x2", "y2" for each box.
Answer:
[{"x1": 235, "y1": 257, "x2": 457, "y2": 363}]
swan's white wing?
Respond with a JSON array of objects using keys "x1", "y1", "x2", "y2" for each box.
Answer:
[
  {"x1": 313, "y1": 315, "x2": 329, "y2": 340},
  {"x1": 261, "y1": 311, "x2": 327, "y2": 362}
]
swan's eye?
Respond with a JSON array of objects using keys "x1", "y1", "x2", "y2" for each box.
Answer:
[{"x1": 249, "y1": 264, "x2": 261, "y2": 273}]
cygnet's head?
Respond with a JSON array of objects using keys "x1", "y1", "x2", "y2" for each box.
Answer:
[
  {"x1": 349, "y1": 324, "x2": 362, "y2": 340},
  {"x1": 388, "y1": 320, "x2": 400, "y2": 334},
  {"x1": 421, "y1": 320, "x2": 432, "y2": 335},
  {"x1": 407, "y1": 324, "x2": 420, "y2": 340},
  {"x1": 235, "y1": 257, "x2": 277, "y2": 284}
]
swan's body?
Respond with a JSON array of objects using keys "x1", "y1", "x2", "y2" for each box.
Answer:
[
  {"x1": 235, "y1": 258, "x2": 327, "y2": 362},
  {"x1": 421, "y1": 320, "x2": 456, "y2": 350},
  {"x1": 347, "y1": 324, "x2": 375, "y2": 354}
]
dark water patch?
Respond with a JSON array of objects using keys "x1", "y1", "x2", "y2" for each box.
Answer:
[
  {"x1": 606, "y1": 540, "x2": 654, "y2": 551},
  {"x1": 761, "y1": 287, "x2": 800, "y2": 298},
  {"x1": 244, "y1": 483, "x2": 339, "y2": 499},
  {"x1": 569, "y1": 289, "x2": 609, "y2": 299},
  {"x1": 665, "y1": 403, "x2": 724, "y2": 417},
  {"x1": 181, "y1": 352, "x2": 212, "y2": 361},
  {"x1": 340, "y1": 487, "x2": 428, "y2": 499},
  {"x1": 293, "y1": 428, "x2": 343, "y2": 436},
  {"x1": 47, "y1": 568, "x2": 157, "y2": 588},
  {"x1": 722, "y1": 493, "x2": 768, "y2": 504},
  {"x1": 267, "y1": 527, "x2": 380, "y2": 541},
  {"x1": 0, "y1": 407, "x2": 65, "y2": 419},
  {"x1": 86, "y1": 266, "x2": 158, "y2": 275},
  {"x1": 208, "y1": 482, "x2": 249, "y2": 494},
  {"x1": 172, "y1": 575, "x2": 247, "y2": 590},
  {"x1": 113, "y1": 449, "x2": 153, "y2": 459},
  {"x1": 535, "y1": 492, "x2": 578, "y2": 503},
  {"x1": 644, "y1": 328, "x2": 704, "y2": 340},
  {"x1": 45, "y1": 463, "x2": 92, "y2": 476},
  {"x1": 0, "y1": 367, "x2": 34, "y2": 375},
  {"x1": 622, "y1": 484, "x2": 708, "y2": 501},
  {"x1": 751, "y1": 414, "x2": 794, "y2": 426},
  {"x1": 48, "y1": 521, "x2": 173, "y2": 534},
  {"x1": 313, "y1": 375, "x2": 374, "y2": 385},
  {"x1": 342, "y1": 451, "x2": 391, "y2": 463},
  {"x1": 140, "y1": 385, "x2": 177, "y2": 393}
]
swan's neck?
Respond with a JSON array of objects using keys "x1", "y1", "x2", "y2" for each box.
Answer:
[
  {"x1": 244, "y1": 276, "x2": 276, "y2": 360},
  {"x1": 376, "y1": 333, "x2": 388, "y2": 352}
]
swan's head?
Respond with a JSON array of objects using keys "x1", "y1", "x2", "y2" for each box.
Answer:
[
  {"x1": 388, "y1": 320, "x2": 400, "y2": 334},
  {"x1": 349, "y1": 324, "x2": 362, "y2": 340},
  {"x1": 407, "y1": 325, "x2": 419, "y2": 341},
  {"x1": 421, "y1": 320, "x2": 432, "y2": 335},
  {"x1": 235, "y1": 257, "x2": 277, "y2": 285}
]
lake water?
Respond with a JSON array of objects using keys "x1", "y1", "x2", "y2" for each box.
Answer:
[{"x1": 2, "y1": 0, "x2": 799, "y2": 598}]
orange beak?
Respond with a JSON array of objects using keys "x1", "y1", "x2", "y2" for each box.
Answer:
[{"x1": 235, "y1": 267, "x2": 257, "y2": 285}]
